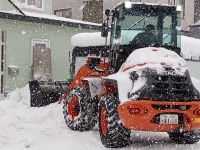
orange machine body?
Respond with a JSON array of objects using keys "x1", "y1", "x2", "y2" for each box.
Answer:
[
  {"x1": 68, "y1": 59, "x2": 109, "y2": 91},
  {"x1": 118, "y1": 100, "x2": 200, "y2": 132}
]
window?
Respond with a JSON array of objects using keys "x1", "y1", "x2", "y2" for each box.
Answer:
[
  {"x1": 168, "y1": 0, "x2": 176, "y2": 5},
  {"x1": 32, "y1": 39, "x2": 50, "y2": 49},
  {"x1": 119, "y1": 6, "x2": 181, "y2": 48},
  {"x1": 16, "y1": 0, "x2": 43, "y2": 9},
  {"x1": 54, "y1": 8, "x2": 72, "y2": 18}
]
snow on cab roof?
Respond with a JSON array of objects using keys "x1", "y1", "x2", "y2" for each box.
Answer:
[
  {"x1": 71, "y1": 32, "x2": 110, "y2": 47},
  {"x1": 191, "y1": 20, "x2": 200, "y2": 26}
]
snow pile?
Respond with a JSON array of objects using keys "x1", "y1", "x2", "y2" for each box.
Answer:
[
  {"x1": 108, "y1": 47, "x2": 188, "y2": 102},
  {"x1": 0, "y1": 85, "x2": 107, "y2": 150},
  {"x1": 0, "y1": 85, "x2": 71, "y2": 150}
]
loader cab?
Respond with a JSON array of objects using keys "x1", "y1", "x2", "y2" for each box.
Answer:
[{"x1": 103, "y1": 2, "x2": 181, "y2": 70}]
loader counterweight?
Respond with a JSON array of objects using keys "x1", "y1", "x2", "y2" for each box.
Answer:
[{"x1": 118, "y1": 100, "x2": 200, "y2": 132}]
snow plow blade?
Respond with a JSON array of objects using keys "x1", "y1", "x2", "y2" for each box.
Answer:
[{"x1": 29, "y1": 80, "x2": 69, "y2": 107}]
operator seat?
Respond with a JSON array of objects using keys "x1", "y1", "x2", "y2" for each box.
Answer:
[{"x1": 130, "y1": 24, "x2": 158, "y2": 45}]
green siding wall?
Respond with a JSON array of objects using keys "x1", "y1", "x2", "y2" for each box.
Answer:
[
  {"x1": 0, "y1": 1, "x2": 15, "y2": 11},
  {"x1": 0, "y1": 18, "x2": 97, "y2": 92}
]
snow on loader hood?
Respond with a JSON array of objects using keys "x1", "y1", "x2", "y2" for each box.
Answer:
[{"x1": 106, "y1": 47, "x2": 188, "y2": 103}]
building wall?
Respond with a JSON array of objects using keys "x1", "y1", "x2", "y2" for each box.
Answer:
[
  {"x1": 83, "y1": 0, "x2": 103, "y2": 23},
  {"x1": 194, "y1": 0, "x2": 200, "y2": 23},
  {"x1": 0, "y1": 0, "x2": 16, "y2": 12},
  {"x1": 183, "y1": 0, "x2": 194, "y2": 30},
  {"x1": 0, "y1": 18, "x2": 97, "y2": 92},
  {"x1": 52, "y1": 0, "x2": 195, "y2": 30}
]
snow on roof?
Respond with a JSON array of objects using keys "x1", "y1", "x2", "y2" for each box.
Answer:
[
  {"x1": 0, "y1": 10, "x2": 101, "y2": 26},
  {"x1": 116, "y1": 1, "x2": 173, "y2": 7},
  {"x1": 24, "y1": 11, "x2": 101, "y2": 26},
  {"x1": 191, "y1": 20, "x2": 200, "y2": 26}
]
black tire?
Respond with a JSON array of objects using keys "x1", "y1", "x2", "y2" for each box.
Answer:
[
  {"x1": 99, "y1": 94, "x2": 131, "y2": 148},
  {"x1": 63, "y1": 86, "x2": 97, "y2": 131},
  {"x1": 169, "y1": 131, "x2": 200, "y2": 144}
]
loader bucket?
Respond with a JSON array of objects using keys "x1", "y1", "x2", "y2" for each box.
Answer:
[{"x1": 29, "y1": 80, "x2": 69, "y2": 107}]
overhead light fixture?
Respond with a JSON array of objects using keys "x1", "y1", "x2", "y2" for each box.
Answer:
[
  {"x1": 176, "y1": 5, "x2": 182, "y2": 11},
  {"x1": 125, "y1": 1, "x2": 132, "y2": 8}
]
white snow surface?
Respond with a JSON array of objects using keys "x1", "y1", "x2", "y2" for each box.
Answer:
[
  {"x1": 1, "y1": 82, "x2": 200, "y2": 150},
  {"x1": 191, "y1": 20, "x2": 200, "y2": 26},
  {"x1": 119, "y1": 47, "x2": 187, "y2": 71},
  {"x1": 71, "y1": 32, "x2": 110, "y2": 46},
  {"x1": 0, "y1": 48, "x2": 200, "y2": 149},
  {"x1": 181, "y1": 36, "x2": 200, "y2": 60}
]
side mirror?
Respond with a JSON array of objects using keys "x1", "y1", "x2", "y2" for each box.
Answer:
[
  {"x1": 101, "y1": 22, "x2": 108, "y2": 37},
  {"x1": 105, "y1": 9, "x2": 110, "y2": 16}
]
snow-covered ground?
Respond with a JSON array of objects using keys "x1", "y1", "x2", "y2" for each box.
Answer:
[
  {"x1": 0, "y1": 83, "x2": 200, "y2": 150},
  {"x1": 0, "y1": 35, "x2": 200, "y2": 149},
  {"x1": 0, "y1": 48, "x2": 200, "y2": 150}
]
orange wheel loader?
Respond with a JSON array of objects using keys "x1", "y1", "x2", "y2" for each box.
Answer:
[{"x1": 35, "y1": 1, "x2": 200, "y2": 148}]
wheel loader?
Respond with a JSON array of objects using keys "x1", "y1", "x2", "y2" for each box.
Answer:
[{"x1": 32, "y1": 1, "x2": 200, "y2": 148}]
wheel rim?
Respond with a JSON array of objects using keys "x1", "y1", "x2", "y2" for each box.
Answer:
[
  {"x1": 100, "y1": 107, "x2": 107, "y2": 136},
  {"x1": 67, "y1": 96, "x2": 80, "y2": 120}
]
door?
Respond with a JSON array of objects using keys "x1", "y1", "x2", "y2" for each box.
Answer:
[{"x1": 32, "y1": 46, "x2": 52, "y2": 81}]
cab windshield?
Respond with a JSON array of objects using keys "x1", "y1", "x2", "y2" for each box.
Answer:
[{"x1": 119, "y1": 6, "x2": 181, "y2": 48}]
